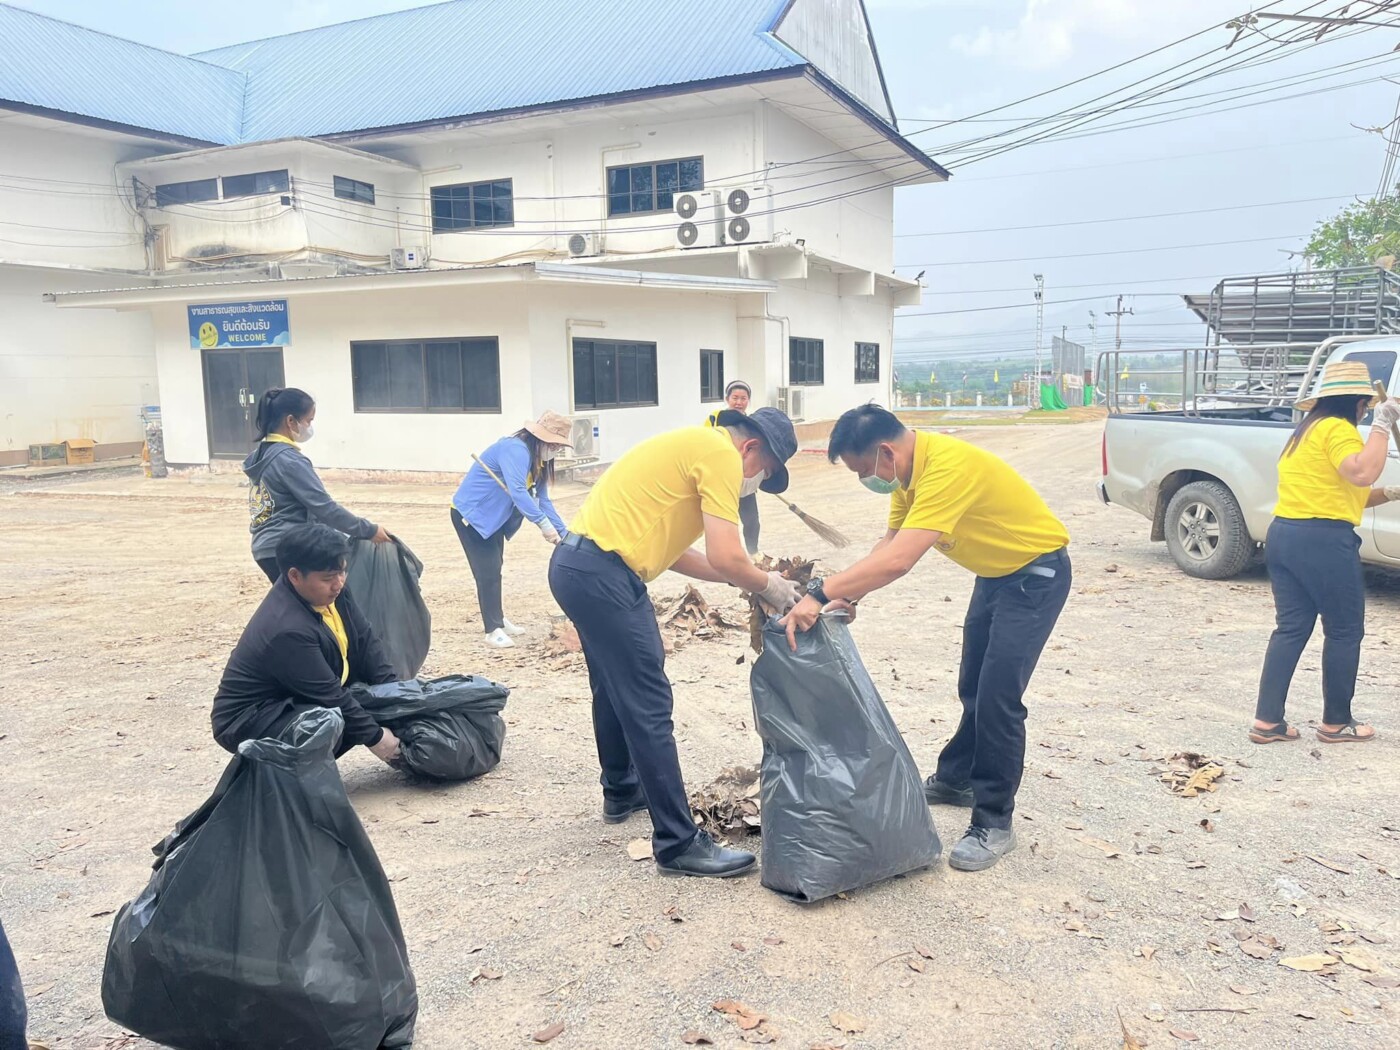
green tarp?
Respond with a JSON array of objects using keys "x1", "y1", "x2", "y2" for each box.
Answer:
[{"x1": 1039, "y1": 384, "x2": 1069, "y2": 411}]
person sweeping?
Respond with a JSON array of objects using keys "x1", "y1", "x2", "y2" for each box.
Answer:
[
  {"x1": 451, "y1": 411, "x2": 572, "y2": 648},
  {"x1": 706, "y1": 380, "x2": 762, "y2": 554},
  {"x1": 1251, "y1": 360, "x2": 1400, "y2": 746}
]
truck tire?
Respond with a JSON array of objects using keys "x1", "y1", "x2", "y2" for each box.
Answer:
[{"x1": 1163, "y1": 480, "x2": 1255, "y2": 580}]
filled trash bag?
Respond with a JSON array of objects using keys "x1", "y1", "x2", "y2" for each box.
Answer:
[
  {"x1": 346, "y1": 536, "x2": 431, "y2": 680},
  {"x1": 101, "y1": 708, "x2": 418, "y2": 1050},
  {"x1": 353, "y1": 675, "x2": 508, "y2": 781},
  {"x1": 750, "y1": 615, "x2": 941, "y2": 903}
]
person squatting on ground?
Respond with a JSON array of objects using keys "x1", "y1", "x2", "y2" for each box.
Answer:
[
  {"x1": 706, "y1": 380, "x2": 762, "y2": 555},
  {"x1": 450, "y1": 411, "x2": 573, "y2": 649},
  {"x1": 1251, "y1": 360, "x2": 1400, "y2": 746},
  {"x1": 781, "y1": 405, "x2": 1071, "y2": 873},
  {"x1": 212, "y1": 523, "x2": 402, "y2": 763},
  {"x1": 548, "y1": 408, "x2": 804, "y2": 879},
  {"x1": 244, "y1": 387, "x2": 391, "y2": 583}
]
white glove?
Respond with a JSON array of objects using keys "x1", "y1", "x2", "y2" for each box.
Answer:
[
  {"x1": 538, "y1": 521, "x2": 562, "y2": 545},
  {"x1": 1373, "y1": 399, "x2": 1400, "y2": 431},
  {"x1": 755, "y1": 571, "x2": 803, "y2": 614},
  {"x1": 1384, "y1": 486, "x2": 1400, "y2": 503}
]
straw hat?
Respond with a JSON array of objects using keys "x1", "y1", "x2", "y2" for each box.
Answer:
[
  {"x1": 1296, "y1": 360, "x2": 1379, "y2": 412},
  {"x1": 522, "y1": 410, "x2": 573, "y2": 447}
]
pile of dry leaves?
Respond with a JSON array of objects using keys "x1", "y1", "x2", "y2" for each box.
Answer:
[
  {"x1": 1156, "y1": 751, "x2": 1225, "y2": 797},
  {"x1": 689, "y1": 765, "x2": 761, "y2": 839},
  {"x1": 747, "y1": 554, "x2": 817, "y2": 653},
  {"x1": 654, "y1": 585, "x2": 746, "y2": 653}
]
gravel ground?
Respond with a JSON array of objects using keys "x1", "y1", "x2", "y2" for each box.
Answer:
[{"x1": 2, "y1": 421, "x2": 1398, "y2": 1050}]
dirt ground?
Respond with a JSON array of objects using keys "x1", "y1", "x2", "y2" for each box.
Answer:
[{"x1": 3, "y1": 422, "x2": 1399, "y2": 1050}]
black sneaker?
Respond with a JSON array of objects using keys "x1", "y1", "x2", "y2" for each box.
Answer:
[
  {"x1": 923, "y1": 777, "x2": 975, "y2": 807},
  {"x1": 948, "y1": 825, "x2": 1016, "y2": 872},
  {"x1": 602, "y1": 788, "x2": 648, "y2": 825},
  {"x1": 656, "y1": 831, "x2": 756, "y2": 879}
]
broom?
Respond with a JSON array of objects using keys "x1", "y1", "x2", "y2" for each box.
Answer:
[{"x1": 767, "y1": 493, "x2": 851, "y2": 548}]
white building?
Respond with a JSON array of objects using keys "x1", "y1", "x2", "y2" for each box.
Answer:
[{"x1": 0, "y1": 0, "x2": 945, "y2": 471}]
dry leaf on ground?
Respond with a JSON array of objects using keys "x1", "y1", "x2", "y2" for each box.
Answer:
[
  {"x1": 1364, "y1": 974, "x2": 1400, "y2": 989},
  {"x1": 763, "y1": 936, "x2": 784, "y2": 946},
  {"x1": 543, "y1": 623, "x2": 581, "y2": 657},
  {"x1": 626, "y1": 838, "x2": 653, "y2": 861},
  {"x1": 533, "y1": 1021, "x2": 565, "y2": 1043},
  {"x1": 829, "y1": 1011, "x2": 867, "y2": 1034},
  {"x1": 908, "y1": 957, "x2": 927, "y2": 973},
  {"x1": 644, "y1": 933, "x2": 662, "y2": 952},
  {"x1": 681, "y1": 1031, "x2": 714, "y2": 1046},
  {"x1": 1239, "y1": 936, "x2": 1280, "y2": 960},
  {"x1": 1159, "y1": 752, "x2": 1225, "y2": 796},
  {"x1": 914, "y1": 944, "x2": 935, "y2": 959},
  {"x1": 1337, "y1": 948, "x2": 1380, "y2": 972},
  {"x1": 1118, "y1": 1007, "x2": 1147, "y2": 1050},
  {"x1": 609, "y1": 933, "x2": 628, "y2": 947},
  {"x1": 714, "y1": 1000, "x2": 767, "y2": 1032},
  {"x1": 689, "y1": 766, "x2": 761, "y2": 838},
  {"x1": 1169, "y1": 1029, "x2": 1200, "y2": 1042},
  {"x1": 1281, "y1": 954, "x2": 1339, "y2": 972},
  {"x1": 1076, "y1": 835, "x2": 1123, "y2": 858}
]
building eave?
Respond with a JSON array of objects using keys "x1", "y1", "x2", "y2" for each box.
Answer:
[{"x1": 0, "y1": 101, "x2": 221, "y2": 149}]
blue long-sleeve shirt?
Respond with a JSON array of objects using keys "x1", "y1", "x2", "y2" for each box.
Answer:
[{"x1": 451, "y1": 436, "x2": 567, "y2": 539}]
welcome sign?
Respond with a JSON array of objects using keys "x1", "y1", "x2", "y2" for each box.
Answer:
[{"x1": 188, "y1": 300, "x2": 290, "y2": 349}]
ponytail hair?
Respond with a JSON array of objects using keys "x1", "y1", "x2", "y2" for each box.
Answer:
[{"x1": 254, "y1": 387, "x2": 315, "y2": 443}]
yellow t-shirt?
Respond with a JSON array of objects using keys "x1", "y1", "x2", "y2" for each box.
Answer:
[
  {"x1": 571, "y1": 426, "x2": 741, "y2": 583},
  {"x1": 1274, "y1": 416, "x2": 1367, "y2": 525},
  {"x1": 889, "y1": 431, "x2": 1070, "y2": 578},
  {"x1": 317, "y1": 602, "x2": 350, "y2": 685}
]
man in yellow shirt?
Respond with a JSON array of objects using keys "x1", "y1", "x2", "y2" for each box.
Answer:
[
  {"x1": 550, "y1": 408, "x2": 802, "y2": 879},
  {"x1": 781, "y1": 405, "x2": 1071, "y2": 872}
]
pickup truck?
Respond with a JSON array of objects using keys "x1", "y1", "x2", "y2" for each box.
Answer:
[{"x1": 1098, "y1": 336, "x2": 1400, "y2": 579}]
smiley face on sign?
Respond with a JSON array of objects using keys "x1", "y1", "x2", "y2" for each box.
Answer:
[{"x1": 198, "y1": 322, "x2": 219, "y2": 348}]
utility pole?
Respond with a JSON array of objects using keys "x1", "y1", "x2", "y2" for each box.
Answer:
[
  {"x1": 1108, "y1": 294, "x2": 1133, "y2": 351},
  {"x1": 1033, "y1": 273, "x2": 1045, "y2": 409}
]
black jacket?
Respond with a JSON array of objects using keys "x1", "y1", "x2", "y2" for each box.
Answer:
[
  {"x1": 244, "y1": 440, "x2": 378, "y2": 559},
  {"x1": 212, "y1": 577, "x2": 397, "y2": 753}
]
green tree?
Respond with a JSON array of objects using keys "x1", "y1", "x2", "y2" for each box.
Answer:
[{"x1": 1304, "y1": 192, "x2": 1400, "y2": 269}]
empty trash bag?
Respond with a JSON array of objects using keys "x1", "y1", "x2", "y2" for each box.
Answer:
[
  {"x1": 750, "y1": 615, "x2": 941, "y2": 903},
  {"x1": 353, "y1": 674, "x2": 508, "y2": 781},
  {"x1": 346, "y1": 536, "x2": 431, "y2": 680},
  {"x1": 102, "y1": 708, "x2": 418, "y2": 1050}
]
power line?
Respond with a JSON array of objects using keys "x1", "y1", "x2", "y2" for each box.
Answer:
[{"x1": 901, "y1": 232, "x2": 1308, "y2": 269}]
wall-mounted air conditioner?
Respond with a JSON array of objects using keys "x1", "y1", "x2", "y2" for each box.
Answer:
[
  {"x1": 722, "y1": 186, "x2": 773, "y2": 245},
  {"x1": 776, "y1": 386, "x2": 806, "y2": 420},
  {"x1": 564, "y1": 414, "x2": 600, "y2": 463},
  {"x1": 675, "y1": 190, "x2": 724, "y2": 249},
  {"x1": 391, "y1": 246, "x2": 426, "y2": 269},
  {"x1": 568, "y1": 232, "x2": 604, "y2": 258}
]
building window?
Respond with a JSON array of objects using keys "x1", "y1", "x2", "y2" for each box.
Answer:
[
  {"x1": 431, "y1": 180, "x2": 514, "y2": 231},
  {"x1": 222, "y1": 169, "x2": 290, "y2": 199},
  {"x1": 351, "y1": 338, "x2": 501, "y2": 413},
  {"x1": 333, "y1": 175, "x2": 376, "y2": 205},
  {"x1": 855, "y1": 342, "x2": 880, "y2": 384},
  {"x1": 789, "y1": 337, "x2": 825, "y2": 386},
  {"x1": 154, "y1": 178, "x2": 218, "y2": 207},
  {"x1": 573, "y1": 339, "x2": 659, "y2": 410},
  {"x1": 607, "y1": 157, "x2": 703, "y2": 216},
  {"x1": 700, "y1": 349, "x2": 724, "y2": 402}
]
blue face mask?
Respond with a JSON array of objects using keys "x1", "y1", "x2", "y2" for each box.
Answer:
[{"x1": 860, "y1": 446, "x2": 901, "y2": 495}]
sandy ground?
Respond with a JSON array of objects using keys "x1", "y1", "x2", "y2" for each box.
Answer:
[{"x1": 3, "y1": 422, "x2": 1399, "y2": 1050}]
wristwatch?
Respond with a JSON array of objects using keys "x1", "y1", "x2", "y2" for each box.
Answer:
[{"x1": 806, "y1": 577, "x2": 830, "y2": 605}]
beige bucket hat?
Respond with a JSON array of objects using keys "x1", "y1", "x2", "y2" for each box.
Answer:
[
  {"x1": 1296, "y1": 360, "x2": 1379, "y2": 412},
  {"x1": 523, "y1": 410, "x2": 573, "y2": 447}
]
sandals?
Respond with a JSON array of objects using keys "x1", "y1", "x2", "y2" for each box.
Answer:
[
  {"x1": 1249, "y1": 720, "x2": 1300, "y2": 745},
  {"x1": 1316, "y1": 722, "x2": 1376, "y2": 744}
]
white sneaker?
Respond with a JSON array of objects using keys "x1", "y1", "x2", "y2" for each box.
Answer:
[
  {"x1": 501, "y1": 618, "x2": 526, "y2": 637},
  {"x1": 486, "y1": 628, "x2": 515, "y2": 648}
]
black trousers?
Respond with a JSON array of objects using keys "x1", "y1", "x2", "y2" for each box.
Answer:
[
  {"x1": 1256, "y1": 517, "x2": 1364, "y2": 726},
  {"x1": 548, "y1": 541, "x2": 697, "y2": 862},
  {"x1": 256, "y1": 555, "x2": 280, "y2": 583},
  {"x1": 739, "y1": 493, "x2": 760, "y2": 555},
  {"x1": 0, "y1": 919, "x2": 26, "y2": 1050},
  {"x1": 451, "y1": 507, "x2": 518, "y2": 633},
  {"x1": 936, "y1": 549, "x2": 1072, "y2": 830}
]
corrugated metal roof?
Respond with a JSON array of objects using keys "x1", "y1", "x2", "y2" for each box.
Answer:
[
  {"x1": 194, "y1": 0, "x2": 802, "y2": 141},
  {"x1": 0, "y1": 3, "x2": 244, "y2": 143}
]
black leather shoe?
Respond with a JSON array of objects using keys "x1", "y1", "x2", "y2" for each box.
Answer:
[
  {"x1": 924, "y1": 777, "x2": 975, "y2": 807},
  {"x1": 656, "y1": 831, "x2": 756, "y2": 879},
  {"x1": 602, "y1": 788, "x2": 649, "y2": 825}
]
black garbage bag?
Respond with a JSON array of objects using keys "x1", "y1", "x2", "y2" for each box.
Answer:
[
  {"x1": 101, "y1": 708, "x2": 418, "y2": 1050},
  {"x1": 750, "y1": 615, "x2": 941, "y2": 903},
  {"x1": 352, "y1": 675, "x2": 508, "y2": 781},
  {"x1": 346, "y1": 536, "x2": 431, "y2": 680}
]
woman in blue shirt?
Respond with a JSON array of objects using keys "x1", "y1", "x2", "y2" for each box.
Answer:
[{"x1": 452, "y1": 411, "x2": 572, "y2": 648}]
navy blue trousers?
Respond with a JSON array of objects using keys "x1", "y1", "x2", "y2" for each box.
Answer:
[
  {"x1": 936, "y1": 550, "x2": 1072, "y2": 830},
  {"x1": 1256, "y1": 517, "x2": 1364, "y2": 726},
  {"x1": 548, "y1": 543, "x2": 698, "y2": 862},
  {"x1": 0, "y1": 919, "x2": 25, "y2": 1050}
]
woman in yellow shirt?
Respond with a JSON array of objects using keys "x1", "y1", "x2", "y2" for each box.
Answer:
[{"x1": 1252, "y1": 360, "x2": 1400, "y2": 745}]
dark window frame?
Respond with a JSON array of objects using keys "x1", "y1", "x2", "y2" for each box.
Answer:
[
  {"x1": 789, "y1": 337, "x2": 825, "y2": 386},
  {"x1": 855, "y1": 341, "x2": 880, "y2": 384},
  {"x1": 333, "y1": 175, "x2": 376, "y2": 205},
  {"x1": 606, "y1": 156, "x2": 704, "y2": 217},
  {"x1": 700, "y1": 349, "x2": 725, "y2": 403},
  {"x1": 430, "y1": 179, "x2": 515, "y2": 231},
  {"x1": 350, "y1": 337, "x2": 502, "y2": 414},
  {"x1": 154, "y1": 178, "x2": 219, "y2": 207},
  {"x1": 221, "y1": 169, "x2": 290, "y2": 199},
  {"x1": 573, "y1": 339, "x2": 660, "y2": 410}
]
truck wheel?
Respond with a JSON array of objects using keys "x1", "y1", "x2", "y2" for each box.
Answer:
[{"x1": 1163, "y1": 480, "x2": 1255, "y2": 580}]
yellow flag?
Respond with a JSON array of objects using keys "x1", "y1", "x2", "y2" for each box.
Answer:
[
  {"x1": 993, "y1": 369, "x2": 999, "y2": 384},
  {"x1": 930, "y1": 370, "x2": 936, "y2": 384},
  {"x1": 1120, "y1": 364, "x2": 1130, "y2": 380}
]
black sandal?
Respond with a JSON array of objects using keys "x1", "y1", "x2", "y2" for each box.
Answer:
[
  {"x1": 1249, "y1": 720, "x2": 1300, "y2": 744},
  {"x1": 1316, "y1": 721, "x2": 1375, "y2": 744}
]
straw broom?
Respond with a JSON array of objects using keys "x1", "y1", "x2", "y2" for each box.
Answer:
[{"x1": 768, "y1": 493, "x2": 851, "y2": 548}]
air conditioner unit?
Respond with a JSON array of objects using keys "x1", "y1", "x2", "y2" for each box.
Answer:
[
  {"x1": 564, "y1": 414, "x2": 600, "y2": 463},
  {"x1": 722, "y1": 186, "x2": 773, "y2": 245},
  {"x1": 568, "y1": 232, "x2": 603, "y2": 258},
  {"x1": 391, "y1": 246, "x2": 426, "y2": 269},
  {"x1": 675, "y1": 189, "x2": 724, "y2": 249},
  {"x1": 776, "y1": 386, "x2": 806, "y2": 420}
]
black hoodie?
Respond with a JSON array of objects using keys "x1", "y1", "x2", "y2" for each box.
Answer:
[{"x1": 244, "y1": 440, "x2": 378, "y2": 559}]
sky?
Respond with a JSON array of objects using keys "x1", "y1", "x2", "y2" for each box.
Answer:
[{"x1": 16, "y1": 0, "x2": 1400, "y2": 368}]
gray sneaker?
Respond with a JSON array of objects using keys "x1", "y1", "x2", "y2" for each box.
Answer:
[{"x1": 948, "y1": 825, "x2": 1016, "y2": 872}]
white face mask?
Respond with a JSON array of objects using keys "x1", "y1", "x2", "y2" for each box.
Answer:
[
  {"x1": 541, "y1": 447, "x2": 559, "y2": 462},
  {"x1": 293, "y1": 422, "x2": 315, "y2": 443},
  {"x1": 740, "y1": 470, "x2": 767, "y2": 498}
]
